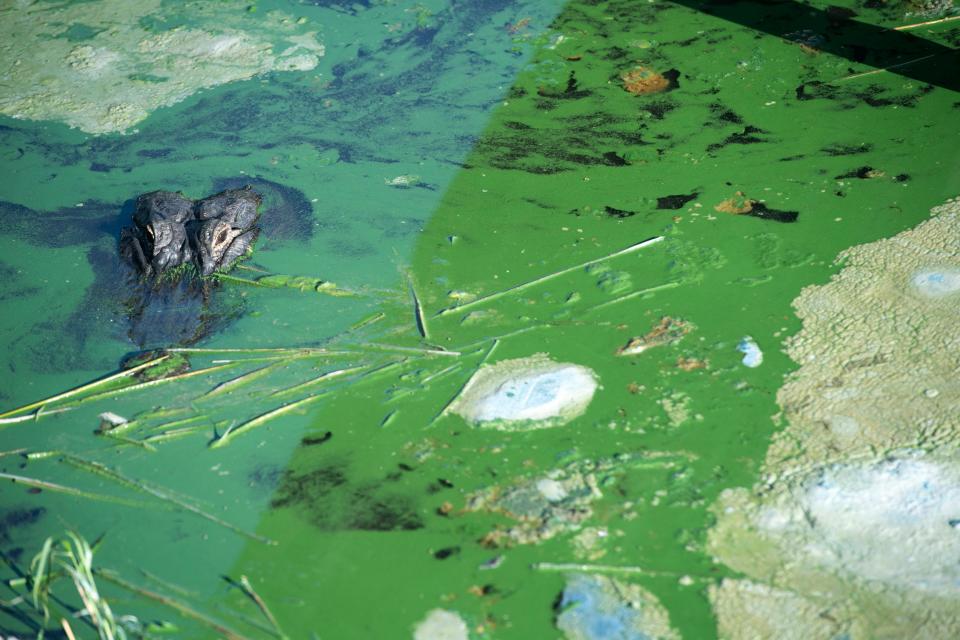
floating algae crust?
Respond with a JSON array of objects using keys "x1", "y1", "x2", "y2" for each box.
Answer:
[
  {"x1": 0, "y1": 0, "x2": 325, "y2": 134},
  {"x1": 0, "y1": 0, "x2": 959, "y2": 638},
  {"x1": 708, "y1": 201, "x2": 960, "y2": 639}
]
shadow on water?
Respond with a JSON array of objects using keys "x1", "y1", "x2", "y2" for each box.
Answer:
[{"x1": 670, "y1": 0, "x2": 960, "y2": 92}]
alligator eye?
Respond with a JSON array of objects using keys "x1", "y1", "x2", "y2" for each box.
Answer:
[
  {"x1": 146, "y1": 224, "x2": 155, "y2": 239},
  {"x1": 216, "y1": 229, "x2": 228, "y2": 245}
]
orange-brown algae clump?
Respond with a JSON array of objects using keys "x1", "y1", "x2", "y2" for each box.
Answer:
[
  {"x1": 622, "y1": 66, "x2": 670, "y2": 95},
  {"x1": 677, "y1": 356, "x2": 709, "y2": 371},
  {"x1": 715, "y1": 191, "x2": 756, "y2": 215}
]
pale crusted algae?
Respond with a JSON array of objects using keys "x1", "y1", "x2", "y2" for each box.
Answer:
[
  {"x1": 0, "y1": 0, "x2": 325, "y2": 134},
  {"x1": 771, "y1": 198, "x2": 960, "y2": 469},
  {"x1": 708, "y1": 198, "x2": 960, "y2": 639},
  {"x1": 450, "y1": 354, "x2": 598, "y2": 430}
]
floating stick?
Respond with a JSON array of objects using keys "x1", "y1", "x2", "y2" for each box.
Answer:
[
  {"x1": 98, "y1": 571, "x2": 252, "y2": 640},
  {"x1": 61, "y1": 455, "x2": 274, "y2": 545},
  {"x1": 586, "y1": 281, "x2": 681, "y2": 314},
  {"x1": 0, "y1": 356, "x2": 169, "y2": 419},
  {"x1": 210, "y1": 394, "x2": 328, "y2": 449},
  {"x1": 0, "y1": 472, "x2": 144, "y2": 507},
  {"x1": 201, "y1": 363, "x2": 283, "y2": 400},
  {"x1": 434, "y1": 236, "x2": 665, "y2": 317}
]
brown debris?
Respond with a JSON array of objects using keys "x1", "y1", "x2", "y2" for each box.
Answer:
[
  {"x1": 621, "y1": 66, "x2": 670, "y2": 95},
  {"x1": 617, "y1": 316, "x2": 692, "y2": 355},
  {"x1": 677, "y1": 357, "x2": 709, "y2": 371},
  {"x1": 714, "y1": 191, "x2": 755, "y2": 215}
]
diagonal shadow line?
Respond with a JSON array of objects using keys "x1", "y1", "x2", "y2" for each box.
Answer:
[{"x1": 668, "y1": 0, "x2": 960, "y2": 93}]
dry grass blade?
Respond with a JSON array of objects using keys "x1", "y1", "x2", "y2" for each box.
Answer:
[
  {"x1": 364, "y1": 343, "x2": 460, "y2": 357},
  {"x1": 76, "y1": 362, "x2": 241, "y2": 404},
  {"x1": 586, "y1": 280, "x2": 681, "y2": 314},
  {"x1": 60, "y1": 456, "x2": 275, "y2": 545},
  {"x1": 233, "y1": 575, "x2": 286, "y2": 639},
  {"x1": 210, "y1": 393, "x2": 328, "y2": 449},
  {"x1": 834, "y1": 53, "x2": 937, "y2": 82},
  {"x1": 0, "y1": 355, "x2": 169, "y2": 419},
  {"x1": 98, "y1": 570, "x2": 252, "y2": 640},
  {"x1": 0, "y1": 407, "x2": 72, "y2": 426},
  {"x1": 895, "y1": 15, "x2": 960, "y2": 29},
  {"x1": 408, "y1": 275, "x2": 429, "y2": 339},
  {"x1": 434, "y1": 235, "x2": 665, "y2": 317},
  {"x1": 269, "y1": 365, "x2": 367, "y2": 399},
  {"x1": 0, "y1": 472, "x2": 144, "y2": 507},
  {"x1": 142, "y1": 426, "x2": 204, "y2": 444}
]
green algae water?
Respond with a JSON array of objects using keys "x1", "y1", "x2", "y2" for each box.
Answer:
[{"x1": 1, "y1": 0, "x2": 959, "y2": 638}]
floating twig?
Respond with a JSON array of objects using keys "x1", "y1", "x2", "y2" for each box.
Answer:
[
  {"x1": 834, "y1": 53, "x2": 937, "y2": 82},
  {"x1": 98, "y1": 570, "x2": 252, "y2": 640},
  {"x1": 230, "y1": 575, "x2": 286, "y2": 640},
  {"x1": 531, "y1": 562, "x2": 703, "y2": 579},
  {"x1": 209, "y1": 393, "x2": 328, "y2": 450},
  {"x1": 75, "y1": 362, "x2": 241, "y2": 404},
  {"x1": 0, "y1": 407, "x2": 72, "y2": 426},
  {"x1": 0, "y1": 356, "x2": 169, "y2": 419},
  {"x1": 0, "y1": 472, "x2": 143, "y2": 507},
  {"x1": 364, "y1": 343, "x2": 460, "y2": 357},
  {"x1": 434, "y1": 236, "x2": 665, "y2": 317},
  {"x1": 269, "y1": 366, "x2": 367, "y2": 399},
  {"x1": 61, "y1": 455, "x2": 274, "y2": 545},
  {"x1": 586, "y1": 281, "x2": 681, "y2": 314},
  {"x1": 142, "y1": 426, "x2": 204, "y2": 444},
  {"x1": 349, "y1": 312, "x2": 385, "y2": 331},
  {"x1": 408, "y1": 276, "x2": 429, "y2": 339}
]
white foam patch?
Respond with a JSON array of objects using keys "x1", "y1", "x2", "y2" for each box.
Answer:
[
  {"x1": 911, "y1": 268, "x2": 960, "y2": 298},
  {"x1": 759, "y1": 457, "x2": 960, "y2": 593},
  {"x1": 413, "y1": 609, "x2": 469, "y2": 640},
  {"x1": 450, "y1": 355, "x2": 598, "y2": 429}
]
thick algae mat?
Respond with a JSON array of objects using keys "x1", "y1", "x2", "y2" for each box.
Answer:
[{"x1": 0, "y1": 0, "x2": 958, "y2": 638}]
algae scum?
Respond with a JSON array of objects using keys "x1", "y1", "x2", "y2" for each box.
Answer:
[{"x1": 0, "y1": 0, "x2": 959, "y2": 638}]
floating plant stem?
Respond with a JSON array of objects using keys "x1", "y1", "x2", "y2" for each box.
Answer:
[
  {"x1": 97, "y1": 570, "x2": 252, "y2": 640},
  {"x1": 895, "y1": 15, "x2": 960, "y2": 30},
  {"x1": 531, "y1": 562, "x2": 707, "y2": 580},
  {"x1": 0, "y1": 355, "x2": 169, "y2": 419},
  {"x1": 60, "y1": 455, "x2": 274, "y2": 545},
  {"x1": 75, "y1": 362, "x2": 241, "y2": 404},
  {"x1": 835, "y1": 54, "x2": 937, "y2": 82},
  {"x1": 142, "y1": 426, "x2": 204, "y2": 444},
  {"x1": 429, "y1": 339, "x2": 499, "y2": 426},
  {"x1": 0, "y1": 472, "x2": 144, "y2": 507},
  {"x1": 434, "y1": 236, "x2": 665, "y2": 317},
  {"x1": 0, "y1": 407, "x2": 72, "y2": 426},
  {"x1": 364, "y1": 343, "x2": 460, "y2": 357},
  {"x1": 201, "y1": 362, "x2": 284, "y2": 400},
  {"x1": 209, "y1": 393, "x2": 329, "y2": 449},
  {"x1": 349, "y1": 311, "x2": 385, "y2": 331},
  {"x1": 586, "y1": 281, "x2": 681, "y2": 314},
  {"x1": 269, "y1": 365, "x2": 367, "y2": 399},
  {"x1": 408, "y1": 276, "x2": 429, "y2": 339},
  {"x1": 99, "y1": 432, "x2": 157, "y2": 452},
  {"x1": 235, "y1": 575, "x2": 286, "y2": 639}
]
